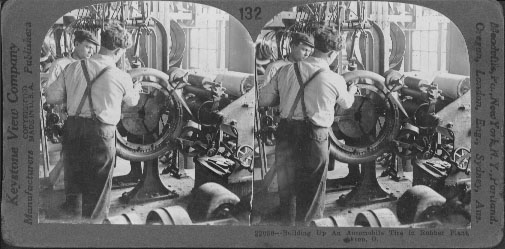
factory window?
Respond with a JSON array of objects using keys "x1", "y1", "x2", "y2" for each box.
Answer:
[
  {"x1": 179, "y1": 5, "x2": 228, "y2": 71},
  {"x1": 406, "y1": 7, "x2": 449, "y2": 73}
]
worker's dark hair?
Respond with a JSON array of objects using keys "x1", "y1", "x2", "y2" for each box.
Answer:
[
  {"x1": 100, "y1": 20, "x2": 132, "y2": 50},
  {"x1": 313, "y1": 27, "x2": 343, "y2": 53},
  {"x1": 289, "y1": 32, "x2": 314, "y2": 48},
  {"x1": 73, "y1": 30, "x2": 99, "y2": 46}
]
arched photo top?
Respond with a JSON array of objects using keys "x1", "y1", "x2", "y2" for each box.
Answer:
[
  {"x1": 40, "y1": 1, "x2": 254, "y2": 75},
  {"x1": 37, "y1": 1, "x2": 256, "y2": 227},
  {"x1": 253, "y1": 0, "x2": 476, "y2": 231},
  {"x1": 255, "y1": 1, "x2": 469, "y2": 83}
]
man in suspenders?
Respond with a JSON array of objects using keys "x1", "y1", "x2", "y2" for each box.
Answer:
[
  {"x1": 44, "y1": 30, "x2": 99, "y2": 91},
  {"x1": 42, "y1": 30, "x2": 99, "y2": 196},
  {"x1": 46, "y1": 21, "x2": 141, "y2": 223},
  {"x1": 259, "y1": 27, "x2": 357, "y2": 226},
  {"x1": 259, "y1": 32, "x2": 315, "y2": 146},
  {"x1": 262, "y1": 32, "x2": 314, "y2": 87}
]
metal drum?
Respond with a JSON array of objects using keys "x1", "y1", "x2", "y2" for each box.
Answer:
[
  {"x1": 433, "y1": 73, "x2": 470, "y2": 99},
  {"x1": 146, "y1": 205, "x2": 192, "y2": 225},
  {"x1": 403, "y1": 76, "x2": 430, "y2": 90},
  {"x1": 214, "y1": 72, "x2": 255, "y2": 97},
  {"x1": 354, "y1": 208, "x2": 400, "y2": 227},
  {"x1": 103, "y1": 212, "x2": 143, "y2": 225},
  {"x1": 187, "y1": 73, "x2": 214, "y2": 87}
]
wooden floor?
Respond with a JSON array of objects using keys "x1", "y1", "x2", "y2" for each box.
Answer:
[
  {"x1": 250, "y1": 153, "x2": 413, "y2": 226},
  {"x1": 39, "y1": 155, "x2": 197, "y2": 224},
  {"x1": 39, "y1": 142, "x2": 412, "y2": 226}
]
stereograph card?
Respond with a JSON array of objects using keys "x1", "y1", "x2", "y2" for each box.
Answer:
[{"x1": 1, "y1": 0, "x2": 504, "y2": 247}]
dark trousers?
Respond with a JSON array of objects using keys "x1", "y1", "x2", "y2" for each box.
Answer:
[
  {"x1": 275, "y1": 119, "x2": 329, "y2": 226},
  {"x1": 62, "y1": 117, "x2": 116, "y2": 223}
]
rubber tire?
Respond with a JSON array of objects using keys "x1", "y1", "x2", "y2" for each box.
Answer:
[
  {"x1": 187, "y1": 182, "x2": 240, "y2": 222},
  {"x1": 396, "y1": 185, "x2": 446, "y2": 224},
  {"x1": 330, "y1": 70, "x2": 401, "y2": 164},
  {"x1": 354, "y1": 208, "x2": 400, "y2": 227},
  {"x1": 311, "y1": 215, "x2": 350, "y2": 227},
  {"x1": 103, "y1": 212, "x2": 143, "y2": 225},
  {"x1": 116, "y1": 68, "x2": 184, "y2": 161},
  {"x1": 146, "y1": 205, "x2": 193, "y2": 225}
]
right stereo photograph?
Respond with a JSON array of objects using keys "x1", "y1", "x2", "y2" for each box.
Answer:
[{"x1": 252, "y1": 1, "x2": 471, "y2": 228}]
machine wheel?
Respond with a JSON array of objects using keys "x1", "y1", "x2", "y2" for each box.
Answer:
[
  {"x1": 103, "y1": 212, "x2": 143, "y2": 225},
  {"x1": 187, "y1": 182, "x2": 240, "y2": 222},
  {"x1": 311, "y1": 215, "x2": 350, "y2": 227},
  {"x1": 396, "y1": 185, "x2": 446, "y2": 224},
  {"x1": 146, "y1": 205, "x2": 193, "y2": 225},
  {"x1": 453, "y1": 147, "x2": 471, "y2": 174},
  {"x1": 354, "y1": 208, "x2": 400, "y2": 227},
  {"x1": 330, "y1": 70, "x2": 401, "y2": 164},
  {"x1": 116, "y1": 68, "x2": 184, "y2": 161},
  {"x1": 236, "y1": 145, "x2": 254, "y2": 171}
]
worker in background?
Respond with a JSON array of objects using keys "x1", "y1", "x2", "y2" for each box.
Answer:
[
  {"x1": 41, "y1": 30, "x2": 99, "y2": 191},
  {"x1": 259, "y1": 32, "x2": 314, "y2": 146},
  {"x1": 44, "y1": 30, "x2": 99, "y2": 91},
  {"x1": 262, "y1": 32, "x2": 314, "y2": 87},
  {"x1": 46, "y1": 21, "x2": 141, "y2": 223},
  {"x1": 259, "y1": 26, "x2": 357, "y2": 226}
]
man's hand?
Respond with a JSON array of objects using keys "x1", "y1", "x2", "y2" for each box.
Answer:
[
  {"x1": 384, "y1": 69, "x2": 404, "y2": 91},
  {"x1": 168, "y1": 67, "x2": 188, "y2": 83},
  {"x1": 347, "y1": 81, "x2": 358, "y2": 94},
  {"x1": 133, "y1": 81, "x2": 142, "y2": 91}
]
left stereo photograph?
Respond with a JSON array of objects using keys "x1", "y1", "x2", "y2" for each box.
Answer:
[{"x1": 39, "y1": 1, "x2": 256, "y2": 225}]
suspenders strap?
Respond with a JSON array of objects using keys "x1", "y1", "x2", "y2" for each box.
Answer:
[
  {"x1": 287, "y1": 62, "x2": 325, "y2": 120},
  {"x1": 75, "y1": 60, "x2": 111, "y2": 118}
]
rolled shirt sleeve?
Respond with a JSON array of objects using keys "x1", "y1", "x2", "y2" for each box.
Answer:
[
  {"x1": 262, "y1": 60, "x2": 289, "y2": 88},
  {"x1": 46, "y1": 62, "x2": 64, "y2": 88},
  {"x1": 44, "y1": 57, "x2": 75, "y2": 95},
  {"x1": 45, "y1": 71, "x2": 66, "y2": 105},
  {"x1": 258, "y1": 70, "x2": 280, "y2": 107},
  {"x1": 121, "y1": 75, "x2": 140, "y2": 107},
  {"x1": 334, "y1": 77, "x2": 354, "y2": 109}
]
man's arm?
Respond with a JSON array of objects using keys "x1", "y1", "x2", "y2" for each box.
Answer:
[
  {"x1": 334, "y1": 75, "x2": 355, "y2": 109},
  {"x1": 122, "y1": 74, "x2": 141, "y2": 107},
  {"x1": 45, "y1": 69, "x2": 66, "y2": 105},
  {"x1": 262, "y1": 62, "x2": 279, "y2": 87},
  {"x1": 46, "y1": 62, "x2": 63, "y2": 87},
  {"x1": 258, "y1": 68, "x2": 280, "y2": 107}
]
